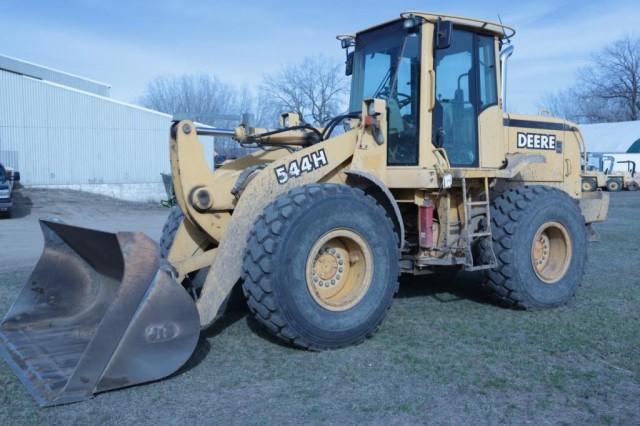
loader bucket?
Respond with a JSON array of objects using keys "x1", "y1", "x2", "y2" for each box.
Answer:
[{"x1": 0, "y1": 221, "x2": 200, "y2": 406}]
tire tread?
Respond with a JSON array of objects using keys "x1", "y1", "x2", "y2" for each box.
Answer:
[
  {"x1": 241, "y1": 183, "x2": 400, "y2": 351},
  {"x1": 479, "y1": 185, "x2": 585, "y2": 310}
]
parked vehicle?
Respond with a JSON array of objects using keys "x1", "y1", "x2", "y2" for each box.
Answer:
[{"x1": 0, "y1": 163, "x2": 20, "y2": 217}]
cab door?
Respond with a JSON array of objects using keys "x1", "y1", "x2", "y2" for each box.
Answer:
[{"x1": 432, "y1": 27, "x2": 503, "y2": 168}]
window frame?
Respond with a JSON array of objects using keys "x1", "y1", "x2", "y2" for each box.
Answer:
[
  {"x1": 348, "y1": 20, "x2": 422, "y2": 167},
  {"x1": 476, "y1": 33, "x2": 498, "y2": 113},
  {"x1": 433, "y1": 26, "x2": 498, "y2": 168}
]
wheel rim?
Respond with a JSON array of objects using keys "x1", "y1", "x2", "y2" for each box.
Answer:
[
  {"x1": 305, "y1": 229, "x2": 373, "y2": 311},
  {"x1": 609, "y1": 181, "x2": 619, "y2": 191},
  {"x1": 530, "y1": 221, "x2": 572, "y2": 284},
  {"x1": 582, "y1": 181, "x2": 593, "y2": 191}
]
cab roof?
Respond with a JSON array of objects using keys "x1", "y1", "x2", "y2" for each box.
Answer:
[{"x1": 353, "y1": 11, "x2": 516, "y2": 40}]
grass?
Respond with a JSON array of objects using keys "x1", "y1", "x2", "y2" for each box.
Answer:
[{"x1": 0, "y1": 193, "x2": 638, "y2": 424}]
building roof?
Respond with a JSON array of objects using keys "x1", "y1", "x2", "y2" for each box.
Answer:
[
  {"x1": 0, "y1": 54, "x2": 111, "y2": 97},
  {"x1": 353, "y1": 12, "x2": 515, "y2": 39},
  {"x1": 580, "y1": 120, "x2": 640, "y2": 153}
]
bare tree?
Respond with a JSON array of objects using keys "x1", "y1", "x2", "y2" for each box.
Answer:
[
  {"x1": 581, "y1": 35, "x2": 640, "y2": 121},
  {"x1": 260, "y1": 55, "x2": 350, "y2": 125},
  {"x1": 138, "y1": 74, "x2": 241, "y2": 125},
  {"x1": 540, "y1": 35, "x2": 640, "y2": 123},
  {"x1": 139, "y1": 74, "x2": 256, "y2": 158}
]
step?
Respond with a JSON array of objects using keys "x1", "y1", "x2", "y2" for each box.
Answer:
[
  {"x1": 469, "y1": 232, "x2": 492, "y2": 238},
  {"x1": 466, "y1": 263, "x2": 497, "y2": 271}
]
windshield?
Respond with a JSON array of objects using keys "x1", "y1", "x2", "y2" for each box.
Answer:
[
  {"x1": 349, "y1": 21, "x2": 421, "y2": 165},
  {"x1": 350, "y1": 21, "x2": 416, "y2": 110}
]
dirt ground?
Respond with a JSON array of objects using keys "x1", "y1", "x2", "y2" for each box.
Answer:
[
  {"x1": 0, "y1": 188, "x2": 638, "y2": 424},
  {"x1": 0, "y1": 188, "x2": 169, "y2": 273}
]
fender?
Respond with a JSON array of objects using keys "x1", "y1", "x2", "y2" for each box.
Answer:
[
  {"x1": 344, "y1": 170, "x2": 405, "y2": 250},
  {"x1": 195, "y1": 129, "x2": 359, "y2": 327}
]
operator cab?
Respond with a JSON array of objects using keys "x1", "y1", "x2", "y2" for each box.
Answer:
[{"x1": 347, "y1": 12, "x2": 513, "y2": 173}]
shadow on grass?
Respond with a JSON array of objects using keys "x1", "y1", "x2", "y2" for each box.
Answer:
[
  {"x1": 178, "y1": 269, "x2": 498, "y2": 365},
  {"x1": 174, "y1": 286, "x2": 249, "y2": 375},
  {"x1": 397, "y1": 269, "x2": 494, "y2": 306},
  {"x1": 245, "y1": 315, "x2": 299, "y2": 350}
]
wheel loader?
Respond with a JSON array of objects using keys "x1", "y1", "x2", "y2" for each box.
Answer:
[
  {"x1": 581, "y1": 167, "x2": 606, "y2": 192},
  {"x1": 616, "y1": 160, "x2": 640, "y2": 191},
  {"x1": 581, "y1": 159, "x2": 606, "y2": 192},
  {"x1": 601, "y1": 156, "x2": 639, "y2": 191},
  {"x1": 0, "y1": 12, "x2": 610, "y2": 406}
]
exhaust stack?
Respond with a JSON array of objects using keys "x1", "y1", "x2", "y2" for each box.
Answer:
[{"x1": 500, "y1": 44, "x2": 515, "y2": 112}]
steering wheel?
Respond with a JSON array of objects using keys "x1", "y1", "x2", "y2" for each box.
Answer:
[{"x1": 376, "y1": 88, "x2": 412, "y2": 109}]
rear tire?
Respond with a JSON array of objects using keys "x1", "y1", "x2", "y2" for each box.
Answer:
[
  {"x1": 242, "y1": 184, "x2": 400, "y2": 350},
  {"x1": 606, "y1": 179, "x2": 622, "y2": 192},
  {"x1": 628, "y1": 182, "x2": 638, "y2": 191},
  {"x1": 158, "y1": 206, "x2": 210, "y2": 293},
  {"x1": 159, "y1": 206, "x2": 184, "y2": 259},
  {"x1": 479, "y1": 186, "x2": 587, "y2": 309}
]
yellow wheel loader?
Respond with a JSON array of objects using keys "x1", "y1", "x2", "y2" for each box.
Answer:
[
  {"x1": 601, "y1": 156, "x2": 640, "y2": 191},
  {"x1": 603, "y1": 155, "x2": 625, "y2": 192},
  {"x1": 0, "y1": 12, "x2": 610, "y2": 406},
  {"x1": 616, "y1": 160, "x2": 640, "y2": 191},
  {"x1": 581, "y1": 166, "x2": 606, "y2": 192}
]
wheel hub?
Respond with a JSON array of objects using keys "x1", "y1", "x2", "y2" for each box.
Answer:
[
  {"x1": 530, "y1": 221, "x2": 572, "y2": 284},
  {"x1": 312, "y1": 249, "x2": 342, "y2": 285},
  {"x1": 532, "y1": 234, "x2": 550, "y2": 268},
  {"x1": 306, "y1": 229, "x2": 372, "y2": 311}
]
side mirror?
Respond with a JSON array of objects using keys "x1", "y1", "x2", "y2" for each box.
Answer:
[
  {"x1": 12, "y1": 171, "x2": 20, "y2": 182},
  {"x1": 436, "y1": 20, "x2": 452, "y2": 50},
  {"x1": 345, "y1": 51, "x2": 354, "y2": 76}
]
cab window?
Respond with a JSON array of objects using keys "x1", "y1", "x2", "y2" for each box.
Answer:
[
  {"x1": 350, "y1": 21, "x2": 421, "y2": 165},
  {"x1": 433, "y1": 28, "x2": 497, "y2": 167}
]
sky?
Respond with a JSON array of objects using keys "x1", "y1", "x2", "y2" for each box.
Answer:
[{"x1": 1, "y1": 0, "x2": 639, "y2": 114}]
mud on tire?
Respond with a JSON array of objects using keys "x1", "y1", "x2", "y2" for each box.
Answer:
[
  {"x1": 479, "y1": 185, "x2": 587, "y2": 309},
  {"x1": 241, "y1": 183, "x2": 400, "y2": 350}
]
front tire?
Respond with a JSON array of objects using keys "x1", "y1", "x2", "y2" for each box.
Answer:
[
  {"x1": 158, "y1": 206, "x2": 209, "y2": 292},
  {"x1": 242, "y1": 184, "x2": 400, "y2": 350},
  {"x1": 480, "y1": 186, "x2": 587, "y2": 309},
  {"x1": 581, "y1": 177, "x2": 596, "y2": 192},
  {"x1": 159, "y1": 206, "x2": 184, "y2": 259}
]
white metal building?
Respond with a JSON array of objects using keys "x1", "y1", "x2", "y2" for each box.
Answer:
[
  {"x1": 581, "y1": 120, "x2": 640, "y2": 173},
  {"x1": 0, "y1": 54, "x2": 214, "y2": 201},
  {"x1": 580, "y1": 120, "x2": 640, "y2": 153}
]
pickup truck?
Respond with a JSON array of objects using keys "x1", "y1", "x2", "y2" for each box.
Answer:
[{"x1": 0, "y1": 163, "x2": 20, "y2": 217}]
